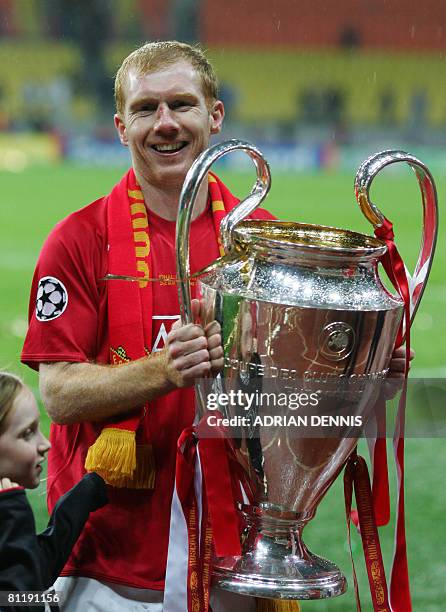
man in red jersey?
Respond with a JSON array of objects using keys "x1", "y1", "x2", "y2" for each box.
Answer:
[
  {"x1": 21, "y1": 41, "x2": 274, "y2": 611},
  {"x1": 22, "y1": 41, "x2": 410, "y2": 612}
]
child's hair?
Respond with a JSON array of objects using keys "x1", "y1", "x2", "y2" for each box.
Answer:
[{"x1": 0, "y1": 372, "x2": 24, "y2": 433}]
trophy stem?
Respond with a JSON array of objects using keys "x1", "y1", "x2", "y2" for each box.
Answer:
[{"x1": 212, "y1": 505, "x2": 347, "y2": 600}]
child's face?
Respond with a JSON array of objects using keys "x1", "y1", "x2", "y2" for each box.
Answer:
[{"x1": 0, "y1": 387, "x2": 51, "y2": 488}]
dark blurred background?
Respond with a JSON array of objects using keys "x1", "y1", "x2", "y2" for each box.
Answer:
[{"x1": 0, "y1": 0, "x2": 445, "y2": 170}]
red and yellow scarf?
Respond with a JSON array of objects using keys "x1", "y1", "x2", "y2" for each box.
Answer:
[
  {"x1": 85, "y1": 167, "x2": 301, "y2": 612},
  {"x1": 84, "y1": 168, "x2": 235, "y2": 488}
]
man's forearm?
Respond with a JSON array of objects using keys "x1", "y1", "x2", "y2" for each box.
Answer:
[
  {"x1": 39, "y1": 313, "x2": 223, "y2": 425},
  {"x1": 39, "y1": 351, "x2": 175, "y2": 424}
]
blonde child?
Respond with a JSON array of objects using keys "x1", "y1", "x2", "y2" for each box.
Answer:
[{"x1": 0, "y1": 372, "x2": 107, "y2": 610}]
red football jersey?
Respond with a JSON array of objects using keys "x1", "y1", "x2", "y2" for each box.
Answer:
[{"x1": 22, "y1": 187, "x2": 274, "y2": 589}]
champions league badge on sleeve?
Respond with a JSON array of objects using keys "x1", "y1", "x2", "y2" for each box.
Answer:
[{"x1": 36, "y1": 276, "x2": 68, "y2": 321}]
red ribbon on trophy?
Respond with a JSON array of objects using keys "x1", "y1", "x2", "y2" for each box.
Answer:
[
  {"x1": 375, "y1": 217, "x2": 412, "y2": 612},
  {"x1": 345, "y1": 213, "x2": 411, "y2": 612},
  {"x1": 349, "y1": 150, "x2": 438, "y2": 612},
  {"x1": 345, "y1": 452, "x2": 391, "y2": 612},
  {"x1": 164, "y1": 420, "x2": 243, "y2": 612}
]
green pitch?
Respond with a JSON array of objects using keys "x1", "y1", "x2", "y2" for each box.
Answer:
[{"x1": 0, "y1": 163, "x2": 444, "y2": 610}]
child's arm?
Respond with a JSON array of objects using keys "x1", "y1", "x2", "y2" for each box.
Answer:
[
  {"x1": 0, "y1": 486, "x2": 44, "y2": 592},
  {"x1": 37, "y1": 472, "x2": 108, "y2": 588}
]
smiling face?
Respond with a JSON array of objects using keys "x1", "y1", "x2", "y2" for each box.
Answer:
[
  {"x1": 0, "y1": 387, "x2": 51, "y2": 488},
  {"x1": 114, "y1": 60, "x2": 224, "y2": 192}
]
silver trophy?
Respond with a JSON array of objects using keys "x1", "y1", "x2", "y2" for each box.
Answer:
[{"x1": 176, "y1": 141, "x2": 438, "y2": 601}]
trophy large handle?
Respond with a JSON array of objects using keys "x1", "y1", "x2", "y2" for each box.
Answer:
[
  {"x1": 354, "y1": 150, "x2": 439, "y2": 325},
  {"x1": 176, "y1": 139, "x2": 271, "y2": 324}
]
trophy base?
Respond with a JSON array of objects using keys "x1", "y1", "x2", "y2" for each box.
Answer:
[
  {"x1": 212, "y1": 507, "x2": 347, "y2": 600},
  {"x1": 212, "y1": 551, "x2": 346, "y2": 600}
]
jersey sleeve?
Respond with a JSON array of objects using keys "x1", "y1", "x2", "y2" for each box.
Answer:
[{"x1": 21, "y1": 204, "x2": 107, "y2": 370}]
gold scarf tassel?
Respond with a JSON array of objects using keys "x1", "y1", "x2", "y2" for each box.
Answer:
[
  {"x1": 256, "y1": 599, "x2": 301, "y2": 612},
  {"x1": 85, "y1": 428, "x2": 155, "y2": 489}
]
